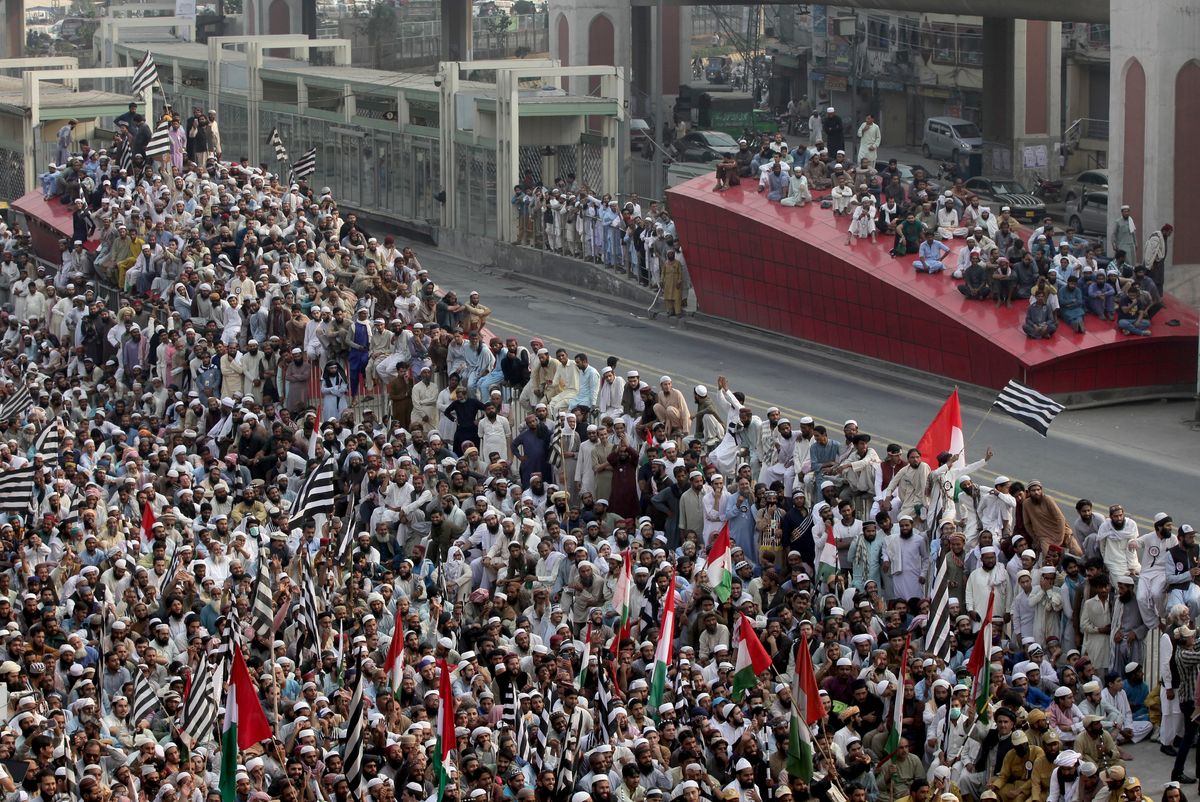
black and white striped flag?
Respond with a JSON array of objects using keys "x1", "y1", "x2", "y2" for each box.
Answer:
[
  {"x1": 289, "y1": 147, "x2": 317, "y2": 183},
  {"x1": 289, "y1": 456, "x2": 336, "y2": 522},
  {"x1": 298, "y1": 551, "x2": 322, "y2": 654},
  {"x1": 131, "y1": 51, "x2": 159, "y2": 97},
  {"x1": 344, "y1": 649, "x2": 367, "y2": 797},
  {"x1": 0, "y1": 384, "x2": 32, "y2": 423},
  {"x1": 549, "y1": 416, "x2": 564, "y2": 469},
  {"x1": 268, "y1": 127, "x2": 289, "y2": 162},
  {"x1": 159, "y1": 540, "x2": 184, "y2": 597},
  {"x1": 129, "y1": 669, "x2": 159, "y2": 728},
  {"x1": 0, "y1": 466, "x2": 36, "y2": 515},
  {"x1": 555, "y1": 709, "x2": 584, "y2": 793},
  {"x1": 144, "y1": 119, "x2": 172, "y2": 159},
  {"x1": 589, "y1": 657, "x2": 613, "y2": 750},
  {"x1": 249, "y1": 547, "x2": 274, "y2": 641},
  {"x1": 993, "y1": 379, "x2": 1065, "y2": 437},
  {"x1": 181, "y1": 657, "x2": 219, "y2": 747},
  {"x1": 32, "y1": 419, "x2": 61, "y2": 464},
  {"x1": 924, "y1": 552, "x2": 953, "y2": 662},
  {"x1": 516, "y1": 710, "x2": 536, "y2": 769},
  {"x1": 53, "y1": 732, "x2": 78, "y2": 802}
]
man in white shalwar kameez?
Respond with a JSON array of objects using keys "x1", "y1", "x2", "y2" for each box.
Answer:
[
  {"x1": 1101, "y1": 672, "x2": 1152, "y2": 743},
  {"x1": 1160, "y1": 604, "x2": 1189, "y2": 752},
  {"x1": 1136, "y1": 513, "x2": 1177, "y2": 626},
  {"x1": 411, "y1": 367, "x2": 439, "y2": 431},
  {"x1": 1098, "y1": 505, "x2": 1140, "y2": 582},
  {"x1": 576, "y1": 424, "x2": 600, "y2": 497},
  {"x1": 759, "y1": 420, "x2": 798, "y2": 497},
  {"x1": 478, "y1": 406, "x2": 513, "y2": 463},
  {"x1": 856, "y1": 115, "x2": 881, "y2": 165},
  {"x1": 595, "y1": 368, "x2": 625, "y2": 424},
  {"x1": 558, "y1": 413, "x2": 581, "y2": 500},
  {"x1": 889, "y1": 516, "x2": 929, "y2": 601},
  {"x1": 965, "y1": 546, "x2": 1011, "y2": 627}
]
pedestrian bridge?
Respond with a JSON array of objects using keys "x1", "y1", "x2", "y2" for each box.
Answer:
[{"x1": 626, "y1": 0, "x2": 1106, "y2": 23}]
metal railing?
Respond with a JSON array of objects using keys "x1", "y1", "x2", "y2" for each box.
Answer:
[{"x1": 1065, "y1": 117, "x2": 1109, "y2": 143}]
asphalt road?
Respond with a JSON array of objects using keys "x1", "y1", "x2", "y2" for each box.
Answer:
[{"x1": 421, "y1": 248, "x2": 1200, "y2": 529}]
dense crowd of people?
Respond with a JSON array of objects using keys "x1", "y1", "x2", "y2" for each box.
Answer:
[{"x1": 0, "y1": 107, "x2": 1189, "y2": 802}]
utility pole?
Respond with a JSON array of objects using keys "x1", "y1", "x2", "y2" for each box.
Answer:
[{"x1": 651, "y1": 0, "x2": 663, "y2": 202}]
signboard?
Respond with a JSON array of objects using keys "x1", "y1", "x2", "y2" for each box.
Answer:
[{"x1": 176, "y1": 0, "x2": 196, "y2": 19}]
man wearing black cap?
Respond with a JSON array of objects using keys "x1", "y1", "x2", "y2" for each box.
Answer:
[{"x1": 1167, "y1": 523, "x2": 1200, "y2": 620}]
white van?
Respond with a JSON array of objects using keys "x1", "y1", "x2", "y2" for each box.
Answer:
[{"x1": 921, "y1": 116, "x2": 983, "y2": 161}]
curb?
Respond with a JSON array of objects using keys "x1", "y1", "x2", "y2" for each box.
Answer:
[{"x1": 500, "y1": 268, "x2": 1193, "y2": 410}]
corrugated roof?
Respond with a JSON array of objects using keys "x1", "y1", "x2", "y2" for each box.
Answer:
[{"x1": 0, "y1": 74, "x2": 132, "y2": 114}]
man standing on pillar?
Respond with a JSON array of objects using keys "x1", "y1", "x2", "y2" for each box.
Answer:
[
  {"x1": 1110, "y1": 204, "x2": 1138, "y2": 263},
  {"x1": 856, "y1": 114, "x2": 881, "y2": 167},
  {"x1": 824, "y1": 108, "x2": 845, "y2": 156},
  {"x1": 1143, "y1": 223, "x2": 1173, "y2": 292}
]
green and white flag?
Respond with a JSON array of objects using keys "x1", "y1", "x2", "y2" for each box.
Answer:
[
  {"x1": 219, "y1": 645, "x2": 273, "y2": 802},
  {"x1": 647, "y1": 573, "x2": 678, "y2": 715},
  {"x1": 704, "y1": 524, "x2": 733, "y2": 602},
  {"x1": 731, "y1": 612, "x2": 772, "y2": 701}
]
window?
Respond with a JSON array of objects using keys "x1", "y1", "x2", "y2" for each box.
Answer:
[
  {"x1": 932, "y1": 23, "x2": 956, "y2": 64},
  {"x1": 867, "y1": 16, "x2": 890, "y2": 51},
  {"x1": 957, "y1": 25, "x2": 982, "y2": 66},
  {"x1": 1087, "y1": 24, "x2": 1110, "y2": 47}
]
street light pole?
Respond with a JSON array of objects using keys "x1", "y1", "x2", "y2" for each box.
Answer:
[{"x1": 651, "y1": 0, "x2": 664, "y2": 204}]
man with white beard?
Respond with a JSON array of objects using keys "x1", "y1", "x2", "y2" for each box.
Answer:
[
  {"x1": 470, "y1": 509, "x2": 504, "y2": 589},
  {"x1": 203, "y1": 539, "x2": 232, "y2": 584}
]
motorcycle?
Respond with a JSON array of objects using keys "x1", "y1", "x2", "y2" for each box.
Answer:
[{"x1": 1032, "y1": 172, "x2": 1062, "y2": 203}]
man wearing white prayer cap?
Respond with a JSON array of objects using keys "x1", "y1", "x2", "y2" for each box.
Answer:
[
  {"x1": 965, "y1": 542, "x2": 1011, "y2": 628},
  {"x1": 653, "y1": 375, "x2": 691, "y2": 438},
  {"x1": 723, "y1": 759, "x2": 758, "y2": 802},
  {"x1": 1047, "y1": 750, "x2": 1080, "y2": 802}
]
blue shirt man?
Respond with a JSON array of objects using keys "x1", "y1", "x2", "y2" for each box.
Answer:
[{"x1": 914, "y1": 234, "x2": 951, "y2": 273}]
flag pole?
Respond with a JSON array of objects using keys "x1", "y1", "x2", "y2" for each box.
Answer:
[
  {"x1": 965, "y1": 406, "x2": 994, "y2": 445},
  {"x1": 768, "y1": 661, "x2": 847, "y2": 797}
]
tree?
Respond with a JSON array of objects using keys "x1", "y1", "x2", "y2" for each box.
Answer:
[{"x1": 484, "y1": 11, "x2": 511, "y2": 36}]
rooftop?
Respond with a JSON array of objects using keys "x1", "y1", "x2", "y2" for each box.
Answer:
[{"x1": 0, "y1": 74, "x2": 132, "y2": 116}]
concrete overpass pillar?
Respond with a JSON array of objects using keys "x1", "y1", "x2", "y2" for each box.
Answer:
[
  {"x1": 442, "y1": 0, "x2": 473, "y2": 62},
  {"x1": 0, "y1": 0, "x2": 23, "y2": 59},
  {"x1": 1109, "y1": 0, "x2": 1199, "y2": 301},
  {"x1": 981, "y1": 17, "x2": 1061, "y2": 185},
  {"x1": 549, "y1": 0, "x2": 656, "y2": 105}
]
